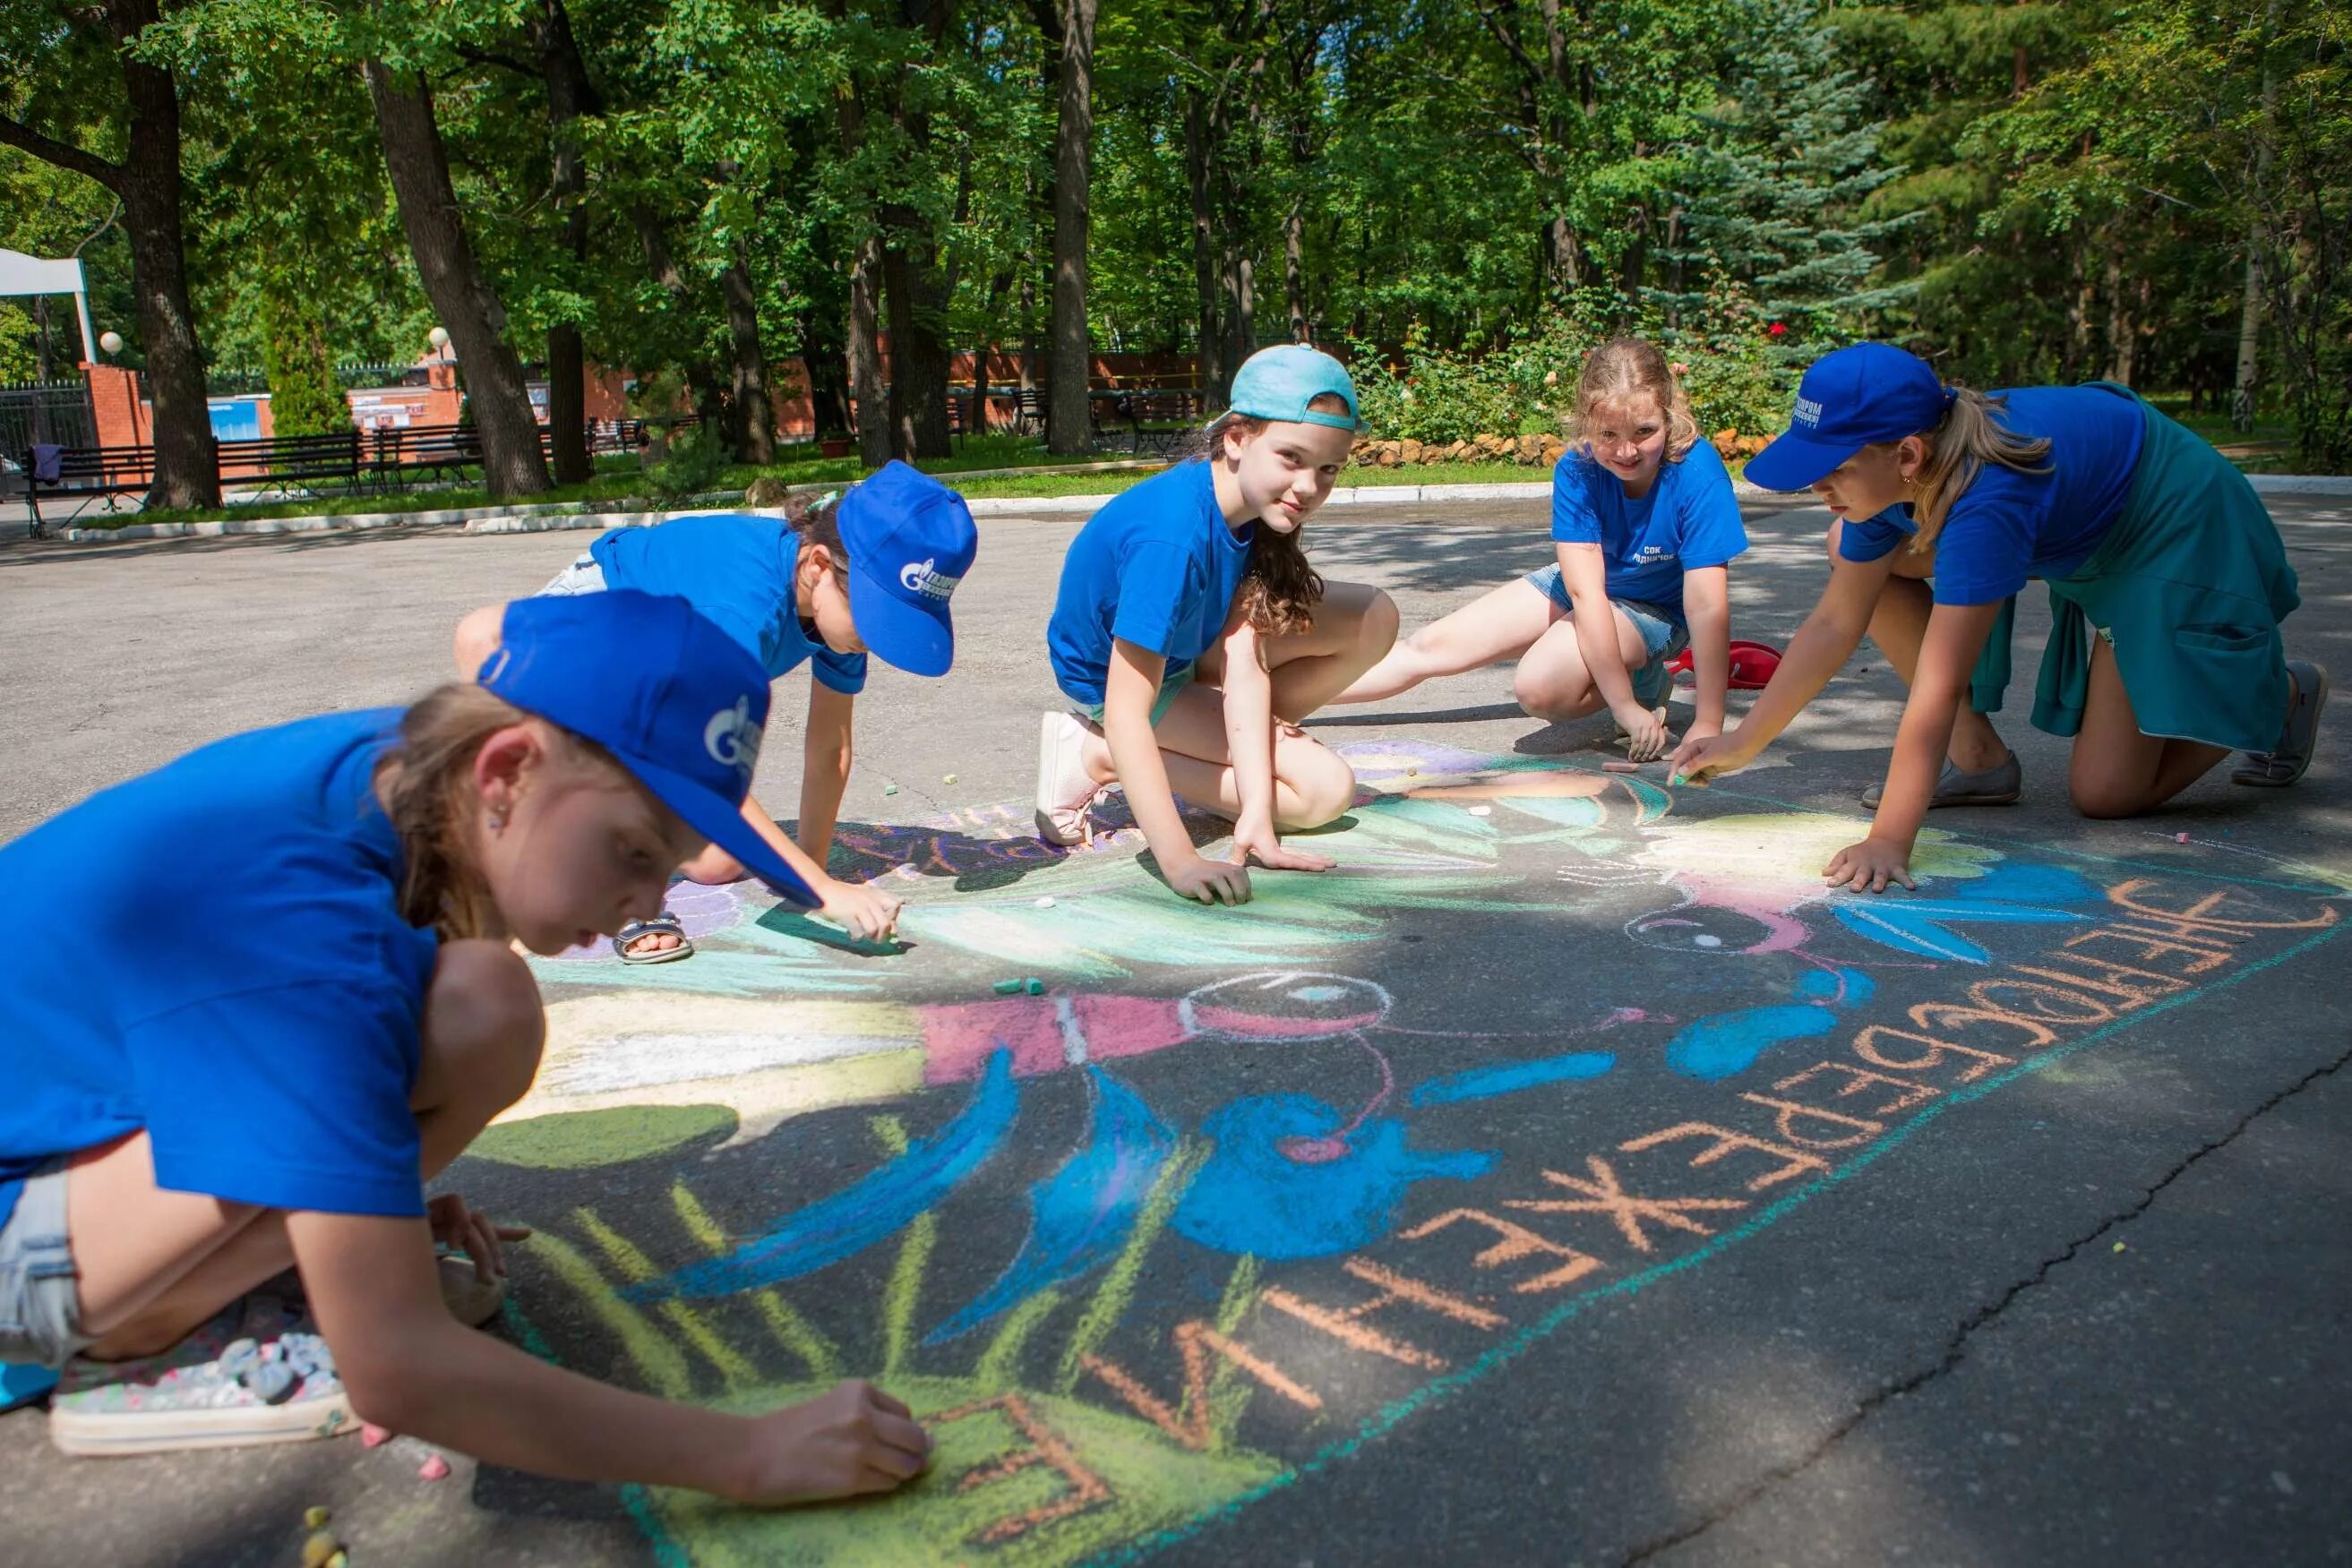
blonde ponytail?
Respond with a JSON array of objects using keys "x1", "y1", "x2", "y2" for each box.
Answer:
[{"x1": 1906, "y1": 388, "x2": 2053, "y2": 554}]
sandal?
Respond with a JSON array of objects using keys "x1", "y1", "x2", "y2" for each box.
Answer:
[
  {"x1": 615, "y1": 912, "x2": 693, "y2": 964},
  {"x1": 2232, "y1": 660, "x2": 2329, "y2": 787}
]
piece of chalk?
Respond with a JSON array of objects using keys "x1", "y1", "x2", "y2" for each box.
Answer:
[
  {"x1": 1024, "y1": 977, "x2": 1045, "y2": 995},
  {"x1": 2112, "y1": 1241, "x2": 2127, "y2": 1253},
  {"x1": 361, "y1": 1424, "x2": 392, "y2": 1448},
  {"x1": 418, "y1": 1453, "x2": 451, "y2": 1481},
  {"x1": 305, "y1": 1505, "x2": 332, "y2": 1529},
  {"x1": 942, "y1": 773, "x2": 958, "y2": 784},
  {"x1": 1404, "y1": 767, "x2": 1417, "y2": 775},
  {"x1": 1603, "y1": 760, "x2": 1642, "y2": 774},
  {"x1": 1034, "y1": 895, "x2": 1056, "y2": 909},
  {"x1": 992, "y1": 978, "x2": 1024, "y2": 995},
  {"x1": 883, "y1": 782, "x2": 899, "y2": 795},
  {"x1": 325, "y1": 1554, "x2": 348, "y2": 1568},
  {"x1": 1467, "y1": 805, "x2": 1492, "y2": 817},
  {"x1": 2175, "y1": 831, "x2": 2189, "y2": 844},
  {"x1": 302, "y1": 1531, "x2": 339, "y2": 1568}
]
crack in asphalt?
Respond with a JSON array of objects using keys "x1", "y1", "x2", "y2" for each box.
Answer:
[{"x1": 1620, "y1": 1043, "x2": 2352, "y2": 1566}]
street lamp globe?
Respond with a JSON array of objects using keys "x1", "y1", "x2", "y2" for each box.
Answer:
[
  {"x1": 427, "y1": 327, "x2": 450, "y2": 352},
  {"x1": 99, "y1": 330, "x2": 124, "y2": 356}
]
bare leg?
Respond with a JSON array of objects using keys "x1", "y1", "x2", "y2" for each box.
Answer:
[
  {"x1": 68, "y1": 940, "x2": 545, "y2": 1358},
  {"x1": 1511, "y1": 605, "x2": 1655, "y2": 722},
  {"x1": 452, "y1": 604, "x2": 505, "y2": 680},
  {"x1": 2067, "y1": 635, "x2": 2230, "y2": 818},
  {"x1": 1260, "y1": 580, "x2": 1401, "y2": 720},
  {"x1": 1137, "y1": 682, "x2": 1360, "y2": 828},
  {"x1": 1332, "y1": 579, "x2": 1556, "y2": 704},
  {"x1": 1866, "y1": 565, "x2": 2011, "y2": 772}
]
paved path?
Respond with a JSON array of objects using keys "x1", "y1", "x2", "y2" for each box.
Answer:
[{"x1": 2, "y1": 493, "x2": 2347, "y2": 1567}]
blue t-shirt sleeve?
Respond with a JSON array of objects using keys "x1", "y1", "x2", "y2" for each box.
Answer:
[
  {"x1": 811, "y1": 647, "x2": 868, "y2": 695},
  {"x1": 1549, "y1": 456, "x2": 1602, "y2": 544},
  {"x1": 1107, "y1": 541, "x2": 1205, "y2": 659},
  {"x1": 1670, "y1": 448, "x2": 1748, "y2": 570},
  {"x1": 130, "y1": 979, "x2": 425, "y2": 1217},
  {"x1": 1836, "y1": 507, "x2": 1915, "y2": 564},
  {"x1": 1928, "y1": 493, "x2": 2037, "y2": 605}
]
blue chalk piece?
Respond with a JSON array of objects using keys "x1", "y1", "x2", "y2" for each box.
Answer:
[
  {"x1": 1410, "y1": 1051, "x2": 1617, "y2": 1107},
  {"x1": 2, "y1": 1363, "x2": 58, "y2": 1413},
  {"x1": 1665, "y1": 1004, "x2": 1838, "y2": 1082}
]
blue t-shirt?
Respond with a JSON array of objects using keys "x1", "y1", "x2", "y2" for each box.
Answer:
[
  {"x1": 1549, "y1": 441, "x2": 1748, "y2": 621},
  {"x1": 591, "y1": 514, "x2": 868, "y2": 692},
  {"x1": 1047, "y1": 461, "x2": 1257, "y2": 706},
  {"x1": 0, "y1": 711, "x2": 442, "y2": 1230},
  {"x1": 1833, "y1": 386, "x2": 2147, "y2": 605}
]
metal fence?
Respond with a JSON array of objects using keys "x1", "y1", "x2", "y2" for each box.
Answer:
[{"x1": 0, "y1": 380, "x2": 98, "y2": 457}]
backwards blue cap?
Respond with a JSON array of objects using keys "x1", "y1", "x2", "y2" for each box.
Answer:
[
  {"x1": 837, "y1": 461, "x2": 977, "y2": 678},
  {"x1": 478, "y1": 590, "x2": 819, "y2": 907},
  {"x1": 1745, "y1": 343, "x2": 1953, "y2": 492},
  {"x1": 1228, "y1": 345, "x2": 1361, "y2": 432}
]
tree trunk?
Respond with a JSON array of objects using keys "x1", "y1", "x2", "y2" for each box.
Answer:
[
  {"x1": 848, "y1": 232, "x2": 891, "y2": 469},
  {"x1": 1283, "y1": 198, "x2": 1309, "y2": 343},
  {"x1": 798, "y1": 265, "x2": 854, "y2": 438},
  {"x1": 535, "y1": 0, "x2": 600, "y2": 485},
  {"x1": 2103, "y1": 251, "x2": 2135, "y2": 386},
  {"x1": 1223, "y1": 247, "x2": 1254, "y2": 375},
  {"x1": 1542, "y1": 212, "x2": 1581, "y2": 293},
  {"x1": 720, "y1": 252, "x2": 777, "y2": 463},
  {"x1": 364, "y1": 60, "x2": 549, "y2": 495},
  {"x1": 630, "y1": 202, "x2": 725, "y2": 420},
  {"x1": 1045, "y1": 0, "x2": 1101, "y2": 456},
  {"x1": 880, "y1": 207, "x2": 953, "y2": 460},
  {"x1": 2233, "y1": 0, "x2": 2282, "y2": 433},
  {"x1": 109, "y1": 10, "x2": 215, "y2": 508},
  {"x1": 1183, "y1": 90, "x2": 1224, "y2": 403}
]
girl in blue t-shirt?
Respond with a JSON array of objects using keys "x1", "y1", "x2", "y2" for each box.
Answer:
[
  {"x1": 454, "y1": 463, "x2": 977, "y2": 953},
  {"x1": 0, "y1": 592, "x2": 931, "y2": 1496},
  {"x1": 1673, "y1": 343, "x2": 2321, "y2": 894},
  {"x1": 1036, "y1": 346, "x2": 1400, "y2": 906},
  {"x1": 1335, "y1": 339, "x2": 1748, "y2": 761}
]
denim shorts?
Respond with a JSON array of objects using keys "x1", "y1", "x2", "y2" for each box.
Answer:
[
  {"x1": 537, "y1": 553, "x2": 608, "y2": 596},
  {"x1": 1523, "y1": 566, "x2": 1689, "y2": 708},
  {"x1": 1080, "y1": 661, "x2": 1197, "y2": 728},
  {"x1": 0, "y1": 1161, "x2": 91, "y2": 1369}
]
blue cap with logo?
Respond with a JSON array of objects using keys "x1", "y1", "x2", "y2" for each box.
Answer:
[
  {"x1": 478, "y1": 590, "x2": 820, "y2": 907},
  {"x1": 1228, "y1": 345, "x2": 1361, "y2": 432},
  {"x1": 836, "y1": 460, "x2": 977, "y2": 678},
  {"x1": 1745, "y1": 343, "x2": 1953, "y2": 492}
]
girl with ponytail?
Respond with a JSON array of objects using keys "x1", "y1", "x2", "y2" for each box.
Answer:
[
  {"x1": 1674, "y1": 344, "x2": 2322, "y2": 893},
  {"x1": 1037, "y1": 345, "x2": 1399, "y2": 905}
]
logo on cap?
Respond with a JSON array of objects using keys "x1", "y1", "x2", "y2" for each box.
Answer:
[
  {"x1": 703, "y1": 696, "x2": 763, "y2": 776},
  {"x1": 899, "y1": 558, "x2": 961, "y2": 602},
  {"x1": 1793, "y1": 396, "x2": 1825, "y2": 429}
]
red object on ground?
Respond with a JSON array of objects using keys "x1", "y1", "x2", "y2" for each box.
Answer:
[
  {"x1": 418, "y1": 1453, "x2": 451, "y2": 1481},
  {"x1": 1666, "y1": 640, "x2": 1782, "y2": 690},
  {"x1": 361, "y1": 1424, "x2": 393, "y2": 1448}
]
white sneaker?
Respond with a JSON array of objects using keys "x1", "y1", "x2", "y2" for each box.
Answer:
[{"x1": 1035, "y1": 710, "x2": 1105, "y2": 846}]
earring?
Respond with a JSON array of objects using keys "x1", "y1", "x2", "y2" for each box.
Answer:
[{"x1": 488, "y1": 803, "x2": 510, "y2": 835}]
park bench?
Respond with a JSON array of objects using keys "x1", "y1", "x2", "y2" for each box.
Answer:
[
  {"x1": 1093, "y1": 388, "x2": 1200, "y2": 455},
  {"x1": 19, "y1": 443, "x2": 156, "y2": 536},
  {"x1": 214, "y1": 431, "x2": 364, "y2": 501}
]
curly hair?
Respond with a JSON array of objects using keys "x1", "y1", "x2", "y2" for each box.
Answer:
[{"x1": 1567, "y1": 338, "x2": 1700, "y2": 461}]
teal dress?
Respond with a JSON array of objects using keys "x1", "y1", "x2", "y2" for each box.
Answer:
[{"x1": 1971, "y1": 386, "x2": 2297, "y2": 751}]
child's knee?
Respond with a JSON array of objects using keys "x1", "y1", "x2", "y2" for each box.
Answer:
[
  {"x1": 1279, "y1": 743, "x2": 1358, "y2": 828},
  {"x1": 1513, "y1": 664, "x2": 1587, "y2": 720},
  {"x1": 422, "y1": 940, "x2": 545, "y2": 1110},
  {"x1": 1359, "y1": 587, "x2": 1401, "y2": 652},
  {"x1": 2067, "y1": 767, "x2": 2148, "y2": 821},
  {"x1": 680, "y1": 846, "x2": 746, "y2": 885}
]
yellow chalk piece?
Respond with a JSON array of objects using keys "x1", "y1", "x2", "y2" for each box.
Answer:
[
  {"x1": 304, "y1": 1506, "x2": 331, "y2": 1529},
  {"x1": 301, "y1": 1530, "x2": 339, "y2": 1568},
  {"x1": 943, "y1": 773, "x2": 958, "y2": 784},
  {"x1": 324, "y1": 1555, "x2": 348, "y2": 1568},
  {"x1": 2113, "y1": 1241, "x2": 2127, "y2": 1253}
]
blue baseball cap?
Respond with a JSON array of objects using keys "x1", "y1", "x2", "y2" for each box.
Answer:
[
  {"x1": 1745, "y1": 344, "x2": 1953, "y2": 492},
  {"x1": 477, "y1": 590, "x2": 820, "y2": 907},
  {"x1": 837, "y1": 461, "x2": 977, "y2": 678},
  {"x1": 1229, "y1": 345, "x2": 1361, "y2": 431}
]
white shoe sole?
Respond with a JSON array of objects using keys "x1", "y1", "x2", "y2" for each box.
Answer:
[
  {"x1": 1034, "y1": 711, "x2": 1094, "y2": 846},
  {"x1": 50, "y1": 1391, "x2": 356, "y2": 1456}
]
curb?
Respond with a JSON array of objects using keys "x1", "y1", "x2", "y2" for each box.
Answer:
[{"x1": 39, "y1": 469, "x2": 2350, "y2": 544}]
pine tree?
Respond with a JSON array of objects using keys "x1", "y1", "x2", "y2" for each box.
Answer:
[
  {"x1": 260, "y1": 290, "x2": 348, "y2": 439},
  {"x1": 1664, "y1": 0, "x2": 1913, "y2": 328}
]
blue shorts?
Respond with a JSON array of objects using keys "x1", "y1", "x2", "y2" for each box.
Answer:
[
  {"x1": 1523, "y1": 567, "x2": 1689, "y2": 708},
  {"x1": 0, "y1": 1160, "x2": 91, "y2": 1369},
  {"x1": 1080, "y1": 661, "x2": 1197, "y2": 728},
  {"x1": 538, "y1": 553, "x2": 608, "y2": 596}
]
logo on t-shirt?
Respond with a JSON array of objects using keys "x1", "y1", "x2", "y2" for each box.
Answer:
[
  {"x1": 1793, "y1": 396, "x2": 1825, "y2": 429},
  {"x1": 703, "y1": 696, "x2": 763, "y2": 777},
  {"x1": 899, "y1": 558, "x2": 961, "y2": 601}
]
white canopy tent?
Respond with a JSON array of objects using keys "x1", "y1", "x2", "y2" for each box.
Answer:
[{"x1": 0, "y1": 248, "x2": 98, "y2": 367}]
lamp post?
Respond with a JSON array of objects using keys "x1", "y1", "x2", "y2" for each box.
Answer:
[{"x1": 96, "y1": 330, "x2": 139, "y2": 452}]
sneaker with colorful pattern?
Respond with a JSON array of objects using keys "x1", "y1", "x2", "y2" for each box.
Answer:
[{"x1": 48, "y1": 1293, "x2": 353, "y2": 1456}]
